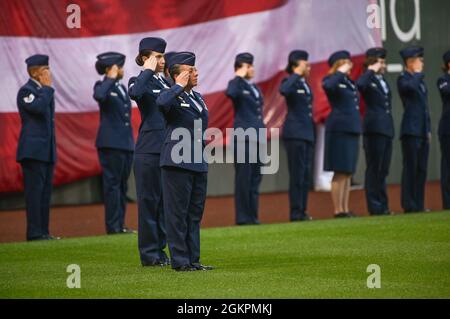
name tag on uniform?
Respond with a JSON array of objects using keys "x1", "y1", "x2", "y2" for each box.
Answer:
[
  {"x1": 440, "y1": 82, "x2": 448, "y2": 89},
  {"x1": 180, "y1": 103, "x2": 190, "y2": 108},
  {"x1": 297, "y1": 89, "x2": 305, "y2": 94},
  {"x1": 338, "y1": 84, "x2": 347, "y2": 89},
  {"x1": 152, "y1": 89, "x2": 161, "y2": 93},
  {"x1": 110, "y1": 92, "x2": 118, "y2": 96},
  {"x1": 242, "y1": 90, "x2": 251, "y2": 95}
]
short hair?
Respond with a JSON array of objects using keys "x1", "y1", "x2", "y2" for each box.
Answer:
[
  {"x1": 234, "y1": 61, "x2": 243, "y2": 71},
  {"x1": 135, "y1": 49, "x2": 153, "y2": 66},
  {"x1": 27, "y1": 66, "x2": 42, "y2": 78},
  {"x1": 169, "y1": 64, "x2": 182, "y2": 81},
  {"x1": 285, "y1": 60, "x2": 299, "y2": 74}
]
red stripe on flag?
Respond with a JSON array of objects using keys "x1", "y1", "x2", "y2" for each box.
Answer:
[{"x1": 0, "y1": 0, "x2": 287, "y2": 38}]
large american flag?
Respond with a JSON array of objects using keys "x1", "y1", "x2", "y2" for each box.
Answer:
[{"x1": 0, "y1": 0, "x2": 380, "y2": 193}]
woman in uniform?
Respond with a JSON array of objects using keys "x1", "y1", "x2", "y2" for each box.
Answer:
[
  {"x1": 322, "y1": 51, "x2": 362, "y2": 218},
  {"x1": 280, "y1": 50, "x2": 314, "y2": 221},
  {"x1": 128, "y1": 37, "x2": 171, "y2": 267}
]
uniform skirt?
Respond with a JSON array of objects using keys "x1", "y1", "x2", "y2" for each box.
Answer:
[{"x1": 324, "y1": 131, "x2": 360, "y2": 174}]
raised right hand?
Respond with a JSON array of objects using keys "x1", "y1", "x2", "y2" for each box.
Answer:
[
  {"x1": 176, "y1": 71, "x2": 190, "y2": 87},
  {"x1": 235, "y1": 65, "x2": 248, "y2": 78},
  {"x1": 39, "y1": 69, "x2": 52, "y2": 87},
  {"x1": 143, "y1": 55, "x2": 158, "y2": 71},
  {"x1": 368, "y1": 61, "x2": 382, "y2": 73},
  {"x1": 337, "y1": 62, "x2": 352, "y2": 74},
  {"x1": 106, "y1": 64, "x2": 119, "y2": 79}
]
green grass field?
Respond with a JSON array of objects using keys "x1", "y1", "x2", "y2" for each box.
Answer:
[{"x1": 0, "y1": 212, "x2": 449, "y2": 298}]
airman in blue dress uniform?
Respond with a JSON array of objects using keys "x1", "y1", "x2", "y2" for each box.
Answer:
[
  {"x1": 17, "y1": 54, "x2": 59, "y2": 241},
  {"x1": 157, "y1": 52, "x2": 213, "y2": 271},
  {"x1": 437, "y1": 50, "x2": 450, "y2": 210},
  {"x1": 357, "y1": 47, "x2": 394, "y2": 215},
  {"x1": 226, "y1": 53, "x2": 265, "y2": 225},
  {"x1": 280, "y1": 50, "x2": 314, "y2": 221},
  {"x1": 397, "y1": 46, "x2": 431, "y2": 213},
  {"x1": 93, "y1": 52, "x2": 135, "y2": 234},
  {"x1": 322, "y1": 50, "x2": 362, "y2": 218},
  {"x1": 128, "y1": 37, "x2": 170, "y2": 266}
]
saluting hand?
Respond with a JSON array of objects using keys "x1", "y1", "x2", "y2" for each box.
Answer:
[
  {"x1": 143, "y1": 55, "x2": 158, "y2": 71},
  {"x1": 39, "y1": 69, "x2": 52, "y2": 87},
  {"x1": 235, "y1": 65, "x2": 248, "y2": 78},
  {"x1": 368, "y1": 61, "x2": 382, "y2": 73},
  {"x1": 106, "y1": 65, "x2": 119, "y2": 79},
  {"x1": 176, "y1": 71, "x2": 190, "y2": 88},
  {"x1": 337, "y1": 62, "x2": 352, "y2": 74}
]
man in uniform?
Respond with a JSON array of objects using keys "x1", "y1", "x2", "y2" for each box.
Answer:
[
  {"x1": 357, "y1": 47, "x2": 394, "y2": 215},
  {"x1": 17, "y1": 54, "x2": 59, "y2": 241},
  {"x1": 397, "y1": 46, "x2": 431, "y2": 213},
  {"x1": 93, "y1": 52, "x2": 135, "y2": 234},
  {"x1": 226, "y1": 53, "x2": 265, "y2": 225},
  {"x1": 157, "y1": 52, "x2": 213, "y2": 271}
]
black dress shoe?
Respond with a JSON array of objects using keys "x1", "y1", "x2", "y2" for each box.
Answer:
[
  {"x1": 299, "y1": 212, "x2": 313, "y2": 221},
  {"x1": 334, "y1": 212, "x2": 350, "y2": 218},
  {"x1": 27, "y1": 235, "x2": 61, "y2": 241},
  {"x1": 174, "y1": 265, "x2": 196, "y2": 272},
  {"x1": 160, "y1": 258, "x2": 171, "y2": 266},
  {"x1": 142, "y1": 260, "x2": 165, "y2": 267},
  {"x1": 121, "y1": 227, "x2": 137, "y2": 234},
  {"x1": 291, "y1": 212, "x2": 313, "y2": 222},
  {"x1": 45, "y1": 235, "x2": 61, "y2": 240},
  {"x1": 191, "y1": 263, "x2": 214, "y2": 271},
  {"x1": 404, "y1": 210, "x2": 423, "y2": 214},
  {"x1": 237, "y1": 220, "x2": 261, "y2": 226},
  {"x1": 27, "y1": 235, "x2": 47, "y2": 241},
  {"x1": 346, "y1": 211, "x2": 357, "y2": 217}
]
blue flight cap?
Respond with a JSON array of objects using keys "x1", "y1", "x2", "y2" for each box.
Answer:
[
  {"x1": 139, "y1": 37, "x2": 167, "y2": 53},
  {"x1": 164, "y1": 51, "x2": 177, "y2": 69},
  {"x1": 95, "y1": 52, "x2": 126, "y2": 75},
  {"x1": 167, "y1": 51, "x2": 196, "y2": 69},
  {"x1": 399, "y1": 46, "x2": 424, "y2": 61},
  {"x1": 366, "y1": 47, "x2": 387, "y2": 59},
  {"x1": 328, "y1": 50, "x2": 351, "y2": 67},
  {"x1": 25, "y1": 54, "x2": 49, "y2": 67},
  {"x1": 288, "y1": 50, "x2": 309, "y2": 62},
  {"x1": 235, "y1": 52, "x2": 254, "y2": 65}
]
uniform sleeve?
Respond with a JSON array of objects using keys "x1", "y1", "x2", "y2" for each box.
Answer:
[
  {"x1": 93, "y1": 78, "x2": 116, "y2": 103},
  {"x1": 156, "y1": 84, "x2": 185, "y2": 114},
  {"x1": 356, "y1": 70, "x2": 375, "y2": 92},
  {"x1": 322, "y1": 71, "x2": 346, "y2": 93},
  {"x1": 279, "y1": 74, "x2": 300, "y2": 96},
  {"x1": 437, "y1": 77, "x2": 450, "y2": 98},
  {"x1": 397, "y1": 72, "x2": 424, "y2": 95},
  {"x1": 225, "y1": 77, "x2": 242, "y2": 99},
  {"x1": 17, "y1": 86, "x2": 54, "y2": 115},
  {"x1": 128, "y1": 69, "x2": 155, "y2": 100}
]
